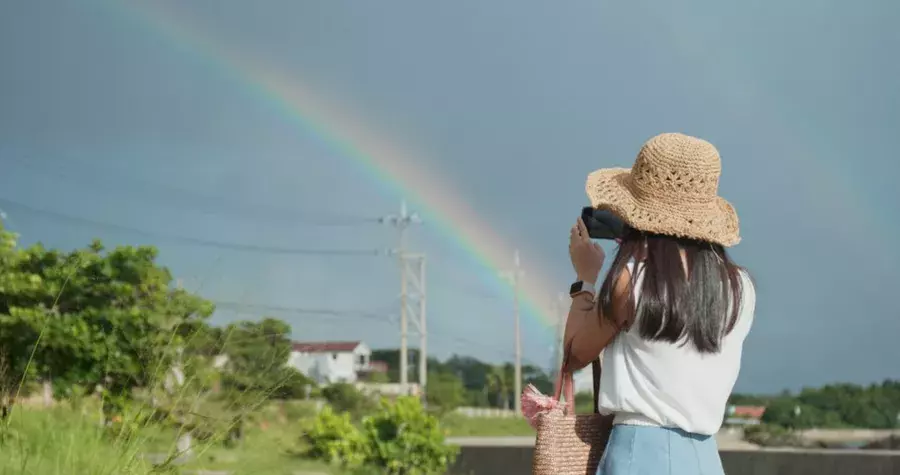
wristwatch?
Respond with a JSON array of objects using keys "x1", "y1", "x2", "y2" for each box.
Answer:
[{"x1": 569, "y1": 280, "x2": 596, "y2": 297}]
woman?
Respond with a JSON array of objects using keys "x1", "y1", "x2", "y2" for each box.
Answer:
[{"x1": 563, "y1": 132, "x2": 755, "y2": 475}]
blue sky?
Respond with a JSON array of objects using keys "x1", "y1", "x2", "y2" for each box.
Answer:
[{"x1": 1, "y1": 0, "x2": 898, "y2": 393}]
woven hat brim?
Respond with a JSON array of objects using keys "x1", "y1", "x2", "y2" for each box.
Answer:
[{"x1": 585, "y1": 168, "x2": 741, "y2": 247}]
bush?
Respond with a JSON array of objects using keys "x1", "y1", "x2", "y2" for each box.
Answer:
[
  {"x1": 362, "y1": 396, "x2": 458, "y2": 475},
  {"x1": 321, "y1": 383, "x2": 376, "y2": 420},
  {"x1": 424, "y1": 372, "x2": 465, "y2": 416},
  {"x1": 302, "y1": 396, "x2": 457, "y2": 474},
  {"x1": 743, "y1": 424, "x2": 806, "y2": 447},
  {"x1": 302, "y1": 406, "x2": 368, "y2": 469},
  {"x1": 268, "y1": 368, "x2": 316, "y2": 400}
]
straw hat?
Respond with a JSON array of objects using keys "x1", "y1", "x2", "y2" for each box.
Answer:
[{"x1": 585, "y1": 132, "x2": 740, "y2": 247}]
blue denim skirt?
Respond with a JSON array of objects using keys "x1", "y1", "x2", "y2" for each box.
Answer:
[{"x1": 596, "y1": 424, "x2": 725, "y2": 475}]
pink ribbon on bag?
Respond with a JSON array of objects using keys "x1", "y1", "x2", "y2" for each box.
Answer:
[
  {"x1": 520, "y1": 370, "x2": 575, "y2": 430},
  {"x1": 521, "y1": 384, "x2": 558, "y2": 429}
]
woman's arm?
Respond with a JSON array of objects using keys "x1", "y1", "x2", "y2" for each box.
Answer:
[{"x1": 561, "y1": 267, "x2": 632, "y2": 373}]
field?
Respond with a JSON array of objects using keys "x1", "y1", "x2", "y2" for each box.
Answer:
[
  {"x1": 0, "y1": 399, "x2": 534, "y2": 475},
  {"x1": 0, "y1": 404, "x2": 337, "y2": 475}
]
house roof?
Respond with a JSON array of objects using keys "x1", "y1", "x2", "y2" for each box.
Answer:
[
  {"x1": 292, "y1": 341, "x2": 362, "y2": 353},
  {"x1": 731, "y1": 405, "x2": 767, "y2": 419}
]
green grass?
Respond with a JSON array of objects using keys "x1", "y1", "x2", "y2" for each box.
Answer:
[
  {"x1": 0, "y1": 403, "x2": 346, "y2": 475},
  {"x1": 440, "y1": 414, "x2": 535, "y2": 437},
  {"x1": 0, "y1": 400, "x2": 536, "y2": 474},
  {"x1": 0, "y1": 406, "x2": 156, "y2": 475},
  {"x1": 178, "y1": 413, "x2": 342, "y2": 475}
]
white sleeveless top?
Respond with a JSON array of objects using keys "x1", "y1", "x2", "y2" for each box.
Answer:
[{"x1": 596, "y1": 262, "x2": 756, "y2": 436}]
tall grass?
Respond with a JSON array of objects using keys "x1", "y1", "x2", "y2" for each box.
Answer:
[
  {"x1": 0, "y1": 400, "x2": 343, "y2": 475},
  {"x1": 0, "y1": 406, "x2": 158, "y2": 475}
]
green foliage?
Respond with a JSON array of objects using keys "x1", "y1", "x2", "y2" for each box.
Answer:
[
  {"x1": 743, "y1": 424, "x2": 805, "y2": 447},
  {"x1": 213, "y1": 318, "x2": 297, "y2": 395},
  {"x1": 439, "y1": 413, "x2": 534, "y2": 437},
  {"x1": 574, "y1": 391, "x2": 594, "y2": 414},
  {"x1": 303, "y1": 397, "x2": 458, "y2": 474},
  {"x1": 728, "y1": 393, "x2": 773, "y2": 406},
  {"x1": 176, "y1": 316, "x2": 315, "y2": 439},
  {"x1": 0, "y1": 226, "x2": 214, "y2": 420},
  {"x1": 747, "y1": 380, "x2": 900, "y2": 430},
  {"x1": 322, "y1": 382, "x2": 377, "y2": 420},
  {"x1": 269, "y1": 368, "x2": 316, "y2": 400},
  {"x1": 424, "y1": 371, "x2": 465, "y2": 414},
  {"x1": 0, "y1": 406, "x2": 157, "y2": 474},
  {"x1": 0, "y1": 220, "x2": 303, "y2": 455},
  {"x1": 370, "y1": 350, "x2": 555, "y2": 410},
  {"x1": 303, "y1": 405, "x2": 369, "y2": 469},
  {"x1": 365, "y1": 371, "x2": 391, "y2": 384},
  {"x1": 362, "y1": 396, "x2": 458, "y2": 475}
]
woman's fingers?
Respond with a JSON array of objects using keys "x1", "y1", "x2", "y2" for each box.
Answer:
[{"x1": 576, "y1": 218, "x2": 590, "y2": 242}]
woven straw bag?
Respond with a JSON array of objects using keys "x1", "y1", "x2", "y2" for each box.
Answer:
[{"x1": 532, "y1": 358, "x2": 614, "y2": 475}]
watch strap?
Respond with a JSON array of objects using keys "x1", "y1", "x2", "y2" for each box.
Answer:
[{"x1": 569, "y1": 280, "x2": 596, "y2": 297}]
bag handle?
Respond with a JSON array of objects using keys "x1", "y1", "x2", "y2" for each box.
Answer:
[{"x1": 553, "y1": 340, "x2": 603, "y2": 415}]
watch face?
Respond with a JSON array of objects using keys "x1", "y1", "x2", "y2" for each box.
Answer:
[{"x1": 569, "y1": 281, "x2": 582, "y2": 295}]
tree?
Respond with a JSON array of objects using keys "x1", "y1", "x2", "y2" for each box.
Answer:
[
  {"x1": 752, "y1": 381, "x2": 900, "y2": 430},
  {"x1": 486, "y1": 366, "x2": 511, "y2": 409},
  {"x1": 424, "y1": 371, "x2": 465, "y2": 414},
  {"x1": 523, "y1": 364, "x2": 553, "y2": 396},
  {"x1": 368, "y1": 349, "x2": 555, "y2": 410},
  {"x1": 0, "y1": 228, "x2": 214, "y2": 419},
  {"x1": 214, "y1": 318, "x2": 298, "y2": 397},
  {"x1": 0, "y1": 223, "x2": 39, "y2": 417}
]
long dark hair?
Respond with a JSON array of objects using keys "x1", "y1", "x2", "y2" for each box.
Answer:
[{"x1": 597, "y1": 226, "x2": 748, "y2": 354}]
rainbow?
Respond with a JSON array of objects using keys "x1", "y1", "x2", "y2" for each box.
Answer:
[{"x1": 102, "y1": 1, "x2": 562, "y2": 342}]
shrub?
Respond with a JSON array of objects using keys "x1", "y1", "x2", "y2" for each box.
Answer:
[
  {"x1": 321, "y1": 383, "x2": 376, "y2": 420},
  {"x1": 424, "y1": 372, "x2": 465, "y2": 416},
  {"x1": 362, "y1": 396, "x2": 458, "y2": 475},
  {"x1": 743, "y1": 423, "x2": 806, "y2": 447},
  {"x1": 303, "y1": 406, "x2": 368, "y2": 469},
  {"x1": 268, "y1": 368, "x2": 316, "y2": 400}
]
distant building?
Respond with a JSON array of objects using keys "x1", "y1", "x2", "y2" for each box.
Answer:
[
  {"x1": 356, "y1": 381, "x2": 421, "y2": 398},
  {"x1": 288, "y1": 340, "x2": 372, "y2": 385},
  {"x1": 725, "y1": 405, "x2": 767, "y2": 426}
]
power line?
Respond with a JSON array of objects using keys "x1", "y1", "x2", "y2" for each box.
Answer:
[
  {"x1": 212, "y1": 300, "x2": 540, "y2": 367},
  {"x1": 0, "y1": 197, "x2": 382, "y2": 256},
  {"x1": 3, "y1": 156, "x2": 381, "y2": 226},
  {"x1": 212, "y1": 300, "x2": 391, "y2": 322}
]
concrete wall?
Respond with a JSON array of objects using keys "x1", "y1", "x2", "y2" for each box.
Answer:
[{"x1": 448, "y1": 446, "x2": 900, "y2": 474}]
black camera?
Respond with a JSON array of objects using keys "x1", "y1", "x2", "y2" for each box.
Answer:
[{"x1": 580, "y1": 207, "x2": 625, "y2": 240}]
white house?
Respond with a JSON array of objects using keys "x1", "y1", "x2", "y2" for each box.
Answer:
[{"x1": 288, "y1": 340, "x2": 372, "y2": 385}]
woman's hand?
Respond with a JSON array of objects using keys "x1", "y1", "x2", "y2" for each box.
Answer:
[{"x1": 569, "y1": 217, "x2": 605, "y2": 283}]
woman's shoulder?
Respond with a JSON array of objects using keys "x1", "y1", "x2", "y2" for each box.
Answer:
[
  {"x1": 736, "y1": 267, "x2": 756, "y2": 300},
  {"x1": 731, "y1": 267, "x2": 757, "y2": 334}
]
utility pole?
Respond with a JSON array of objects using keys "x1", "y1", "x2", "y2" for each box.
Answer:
[
  {"x1": 500, "y1": 250, "x2": 524, "y2": 414},
  {"x1": 396, "y1": 252, "x2": 427, "y2": 397},
  {"x1": 380, "y1": 202, "x2": 424, "y2": 395},
  {"x1": 417, "y1": 256, "x2": 427, "y2": 393}
]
